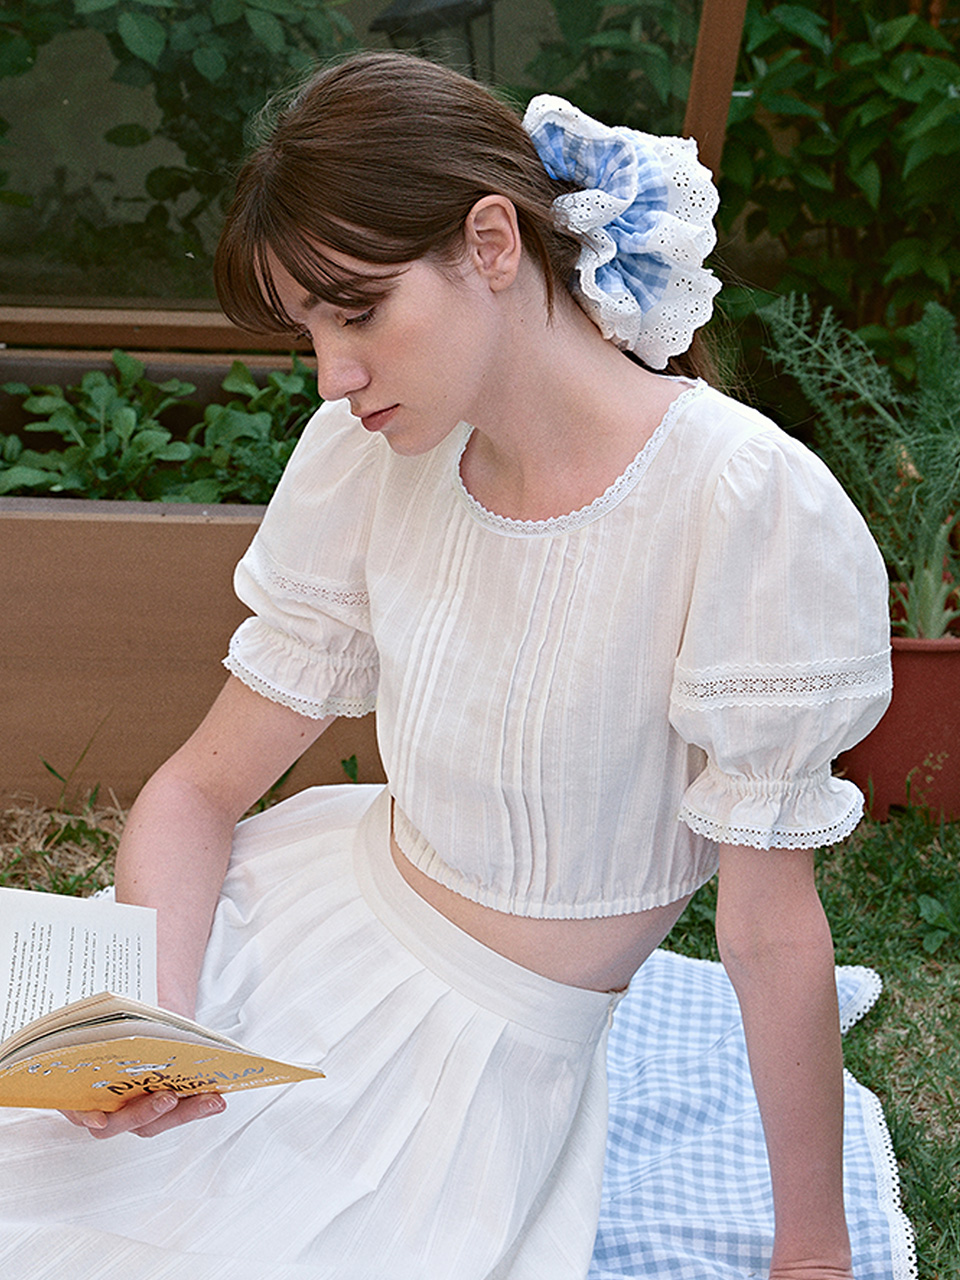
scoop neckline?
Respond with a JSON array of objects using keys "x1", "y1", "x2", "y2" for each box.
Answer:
[{"x1": 453, "y1": 379, "x2": 705, "y2": 537}]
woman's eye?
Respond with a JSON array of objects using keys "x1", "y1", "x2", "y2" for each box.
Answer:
[{"x1": 343, "y1": 308, "x2": 375, "y2": 328}]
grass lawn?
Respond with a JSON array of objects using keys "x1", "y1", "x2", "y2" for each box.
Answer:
[{"x1": 2, "y1": 787, "x2": 958, "y2": 1277}]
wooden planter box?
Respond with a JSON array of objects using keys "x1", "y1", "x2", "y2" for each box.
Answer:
[{"x1": 1, "y1": 496, "x2": 383, "y2": 808}]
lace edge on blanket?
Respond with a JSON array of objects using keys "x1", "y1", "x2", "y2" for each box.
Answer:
[
  {"x1": 671, "y1": 650, "x2": 892, "y2": 710},
  {"x1": 854, "y1": 1077, "x2": 920, "y2": 1279},
  {"x1": 837, "y1": 966, "x2": 882, "y2": 1034},
  {"x1": 223, "y1": 654, "x2": 377, "y2": 720}
]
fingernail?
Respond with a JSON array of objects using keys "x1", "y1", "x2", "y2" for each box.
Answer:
[
  {"x1": 81, "y1": 1113, "x2": 108, "y2": 1130},
  {"x1": 202, "y1": 1095, "x2": 226, "y2": 1116},
  {"x1": 151, "y1": 1093, "x2": 178, "y2": 1114}
]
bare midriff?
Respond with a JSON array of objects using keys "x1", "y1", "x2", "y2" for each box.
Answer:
[{"x1": 390, "y1": 828, "x2": 691, "y2": 994}]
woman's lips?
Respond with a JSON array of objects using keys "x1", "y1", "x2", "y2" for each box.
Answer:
[{"x1": 360, "y1": 405, "x2": 399, "y2": 432}]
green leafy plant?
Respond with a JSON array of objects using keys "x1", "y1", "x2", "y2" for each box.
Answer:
[
  {"x1": 918, "y1": 888, "x2": 960, "y2": 954},
  {"x1": 764, "y1": 294, "x2": 960, "y2": 638},
  {"x1": 174, "y1": 357, "x2": 322, "y2": 504},
  {"x1": 719, "y1": 0, "x2": 960, "y2": 336},
  {"x1": 0, "y1": 1, "x2": 355, "y2": 284},
  {"x1": 520, "y1": 0, "x2": 699, "y2": 135},
  {"x1": 0, "y1": 350, "x2": 196, "y2": 499},
  {"x1": 0, "y1": 350, "x2": 320, "y2": 503}
]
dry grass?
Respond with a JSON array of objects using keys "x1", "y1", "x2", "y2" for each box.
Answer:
[{"x1": 0, "y1": 791, "x2": 125, "y2": 897}]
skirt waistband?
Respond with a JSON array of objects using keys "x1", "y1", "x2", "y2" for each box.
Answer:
[{"x1": 352, "y1": 787, "x2": 619, "y2": 1044}]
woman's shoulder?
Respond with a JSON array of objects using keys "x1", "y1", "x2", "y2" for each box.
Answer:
[
  {"x1": 248, "y1": 399, "x2": 389, "y2": 577},
  {"x1": 671, "y1": 380, "x2": 777, "y2": 449},
  {"x1": 670, "y1": 381, "x2": 842, "y2": 502}
]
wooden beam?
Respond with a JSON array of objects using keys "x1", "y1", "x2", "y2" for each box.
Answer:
[
  {"x1": 682, "y1": 0, "x2": 749, "y2": 178},
  {"x1": 0, "y1": 306, "x2": 307, "y2": 354}
]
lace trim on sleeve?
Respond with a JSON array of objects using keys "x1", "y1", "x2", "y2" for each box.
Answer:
[
  {"x1": 259, "y1": 571, "x2": 369, "y2": 613},
  {"x1": 223, "y1": 652, "x2": 377, "y2": 720},
  {"x1": 677, "y1": 792, "x2": 864, "y2": 850},
  {"x1": 671, "y1": 650, "x2": 892, "y2": 711},
  {"x1": 246, "y1": 539, "x2": 370, "y2": 626},
  {"x1": 677, "y1": 761, "x2": 866, "y2": 849}
]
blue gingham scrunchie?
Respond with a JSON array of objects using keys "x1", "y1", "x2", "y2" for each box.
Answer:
[{"x1": 523, "y1": 95, "x2": 721, "y2": 369}]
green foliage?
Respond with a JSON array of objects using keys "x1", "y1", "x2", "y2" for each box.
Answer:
[
  {"x1": 528, "y1": 0, "x2": 960, "y2": 339},
  {"x1": 764, "y1": 295, "x2": 960, "y2": 637},
  {"x1": 519, "y1": 0, "x2": 699, "y2": 134},
  {"x1": 720, "y1": 0, "x2": 960, "y2": 334},
  {"x1": 175, "y1": 357, "x2": 322, "y2": 503},
  {"x1": 0, "y1": 350, "x2": 321, "y2": 503},
  {"x1": 918, "y1": 888, "x2": 960, "y2": 954},
  {"x1": 0, "y1": 350, "x2": 197, "y2": 500},
  {"x1": 0, "y1": 1, "x2": 356, "y2": 276}
]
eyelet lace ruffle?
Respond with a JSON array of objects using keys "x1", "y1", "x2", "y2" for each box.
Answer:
[{"x1": 523, "y1": 94, "x2": 721, "y2": 369}]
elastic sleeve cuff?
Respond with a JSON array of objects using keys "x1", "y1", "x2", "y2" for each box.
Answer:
[
  {"x1": 677, "y1": 761, "x2": 865, "y2": 850},
  {"x1": 224, "y1": 617, "x2": 378, "y2": 720}
]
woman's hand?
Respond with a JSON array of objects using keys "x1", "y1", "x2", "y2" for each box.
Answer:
[{"x1": 60, "y1": 1091, "x2": 226, "y2": 1139}]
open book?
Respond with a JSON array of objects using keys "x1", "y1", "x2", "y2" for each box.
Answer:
[{"x1": 0, "y1": 886, "x2": 324, "y2": 1112}]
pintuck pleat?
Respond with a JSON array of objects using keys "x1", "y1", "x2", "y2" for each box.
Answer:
[{"x1": 0, "y1": 784, "x2": 615, "y2": 1280}]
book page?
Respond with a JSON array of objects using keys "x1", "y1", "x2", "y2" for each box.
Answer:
[{"x1": 0, "y1": 888, "x2": 157, "y2": 1042}]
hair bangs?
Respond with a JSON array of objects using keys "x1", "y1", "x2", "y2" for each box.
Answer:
[{"x1": 216, "y1": 191, "x2": 407, "y2": 336}]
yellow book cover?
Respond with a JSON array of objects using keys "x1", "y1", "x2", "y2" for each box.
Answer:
[
  {"x1": 0, "y1": 993, "x2": 324, "y2": 1111},
  {"x1": 0, "y1": 888, "x2": 324, "y2": 1111}
]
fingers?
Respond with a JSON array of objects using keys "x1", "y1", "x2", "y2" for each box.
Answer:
[
  {"x1": 60, "y1": 1092, "x2": 226, "y2": 1140},
  {"x1": 131, "y1": 1093, "x2": 226, "y2": 1138}
]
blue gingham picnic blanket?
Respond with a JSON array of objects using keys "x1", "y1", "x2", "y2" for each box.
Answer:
[{"x1": 595, "y1": 950, "x2": 917, "y2": 1280}]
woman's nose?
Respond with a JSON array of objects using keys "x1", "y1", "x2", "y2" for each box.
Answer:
[{"x1": 312, "y1": 342, "x2": 370, "y2": 403}]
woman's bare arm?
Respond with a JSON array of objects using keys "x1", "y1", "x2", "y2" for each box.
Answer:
[
  {"x1": 64, "y1": 675, "x2": 333, "y2": 1139},
  {"x1": 715, "y1": 843, "x2": 854, "y2": 1280}
]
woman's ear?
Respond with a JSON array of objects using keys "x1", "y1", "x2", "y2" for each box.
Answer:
[{"x1": 462, "y1": 195, "x2": 522, "y2": 291}]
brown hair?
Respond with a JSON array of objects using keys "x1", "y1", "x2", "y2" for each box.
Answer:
[
  {"x1": 215, "y1": 52, "x2": 580, "y2": 329},
  {"x1": 214, "y1": 50, "x2": 715, "y2": 382}
]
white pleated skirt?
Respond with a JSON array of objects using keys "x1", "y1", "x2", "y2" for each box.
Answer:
[{"x1": 0, "y1": 785, "x2": 619, "y2": 1280}]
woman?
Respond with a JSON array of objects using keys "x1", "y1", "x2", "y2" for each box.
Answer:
[{"x1": 1, "y1": 52, "x2": 893, "y2": 1279}]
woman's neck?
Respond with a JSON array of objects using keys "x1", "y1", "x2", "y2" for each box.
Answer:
[{"x1": 461, "y1": 296, "x2": 685, "y2": 523}]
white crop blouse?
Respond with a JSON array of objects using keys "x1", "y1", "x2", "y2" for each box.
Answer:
[{"x1": 225, "y1": 380, "x2": 892, "y2": 919}]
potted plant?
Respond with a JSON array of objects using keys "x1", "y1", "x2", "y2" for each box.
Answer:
[
  {"x1": 764, "y1": 295, "x2": 960, "y2": 819},
  {"x1": 0, "y1": 352, "x2": 383, "y2": 807}
]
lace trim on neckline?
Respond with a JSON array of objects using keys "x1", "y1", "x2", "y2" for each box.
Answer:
[{"x1": 454, "y1": 379, "x2": 705, "y2": 537}]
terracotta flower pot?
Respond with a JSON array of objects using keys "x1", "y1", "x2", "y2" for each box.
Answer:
[{"x1": 838, "y1": 635, "x2": 960, "y2": 821}]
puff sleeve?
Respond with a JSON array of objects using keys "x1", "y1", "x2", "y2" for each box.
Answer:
[
  {"x1": 223, "y1": 400, "x2": 381, "y2": 719},
  {"x1": 669, "y1": 426, "x2": 892, "y2": 849}
]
